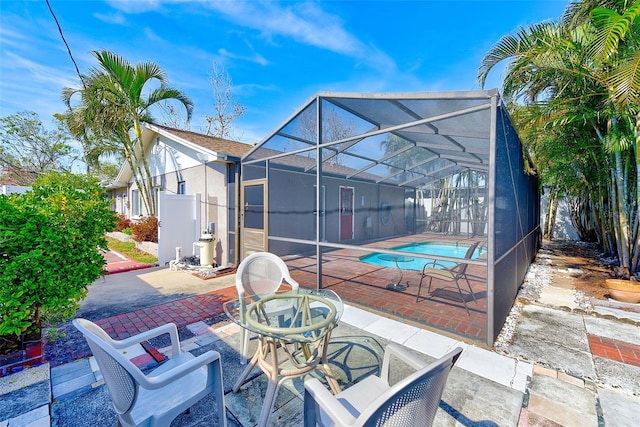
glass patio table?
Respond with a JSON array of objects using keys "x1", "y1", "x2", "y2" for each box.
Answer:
[
  {"x1": 379, "y1": 254, "x2": 414, "y2": 291},
  {"x1": 223, "y1": 288, "x2": 343, "y2": 427}
]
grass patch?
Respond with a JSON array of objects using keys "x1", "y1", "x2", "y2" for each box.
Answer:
[{"x1": 105, "y1": 236, "x2": 158, "y2": 264}]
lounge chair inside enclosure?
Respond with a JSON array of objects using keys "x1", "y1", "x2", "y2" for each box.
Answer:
[
  {"x1": 235, "y1": 251, "x2": 300, "y2": 362},
  {"x1": 73, "y1": 318, "x2": 227, "y2": 427},
  {"x1": 304, "y1": 344, "x2": 463, "y2": 427},
  {"x1": 416, "y1": 241, "x2": 480, "y2": 315}
]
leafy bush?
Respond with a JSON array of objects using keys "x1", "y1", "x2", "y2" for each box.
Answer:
[
  {"x1": 113, "y1": 213, "x2": 132, "y2": 232},
  {"x1": 0, "y1": 172, "x2": 116, "y2": 341},
  {"x1": 131, "y1": 215, "x2": 158, "y2": 243},
  {"x1": 121, "y1": 227, "x2": 132, "y2": 235}
]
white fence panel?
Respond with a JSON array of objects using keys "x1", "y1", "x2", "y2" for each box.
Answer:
[{"x1": 158, "y1": 192, "x2": 201, "y2": 266}]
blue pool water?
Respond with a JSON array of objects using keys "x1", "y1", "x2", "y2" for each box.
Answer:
[{"x1": 360, "y1": 241, "x2": 485, "y2": 271}]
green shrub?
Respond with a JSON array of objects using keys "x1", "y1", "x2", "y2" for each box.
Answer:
[
  {"x1": 121, "y1": 227, "x2": 132, "y2": 235},
  {"x1": 0, "y1": 172, "x2": 116, "y2": 340},
  {"x1": 131, "y1": 215, "x2": 158, "y2": 243}
]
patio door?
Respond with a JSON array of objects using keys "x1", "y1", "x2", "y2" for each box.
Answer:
[
  {"x1": 242, "y1": 180, "x2": 267, "y2": 257},
  {"x1": 339, "y1": 186, "x2": 354, "y2": 241}
]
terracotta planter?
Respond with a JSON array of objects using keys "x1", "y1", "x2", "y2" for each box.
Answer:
[{"x1": 604, "y1": 279, "x2": 640, "y2": 304}]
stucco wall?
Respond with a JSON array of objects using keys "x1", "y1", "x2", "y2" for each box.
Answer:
[
  {"x1": 124, "y1": 134, "x2": 235, "y2": 267},
  {"x1": 267, "y1": 168, "x2": 408, "y2": 256}
]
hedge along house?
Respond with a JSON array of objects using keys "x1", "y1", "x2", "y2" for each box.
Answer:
[{"x1": 240, "y1": 90, "x2": 539, "y2": 346}]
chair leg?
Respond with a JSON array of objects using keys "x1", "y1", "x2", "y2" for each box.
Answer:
[
  {"x1": 454, "y1": 279, "x2": 471, "y2": 316},
  {"x1": 463, "y1": 275, "x2": 477, "y2": 303},
  {"x1": 416, "y1": 276, "x2": 435, "y2": 303},
  {"x1": 212, "y1": 359, "x2": 227, "y2": 427},
  {"x1": 426, "y1": 276, "x2": 434, "y2": 294},
  {"x1": 416, "y1": 275, "x2": 425, "y2": 302}
]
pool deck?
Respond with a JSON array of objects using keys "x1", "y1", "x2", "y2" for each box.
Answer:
[{"x1": 286, "y1": 234, "x2": 490, "y2": 342}]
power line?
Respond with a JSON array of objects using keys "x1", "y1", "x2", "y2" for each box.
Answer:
[{"x1": 45, "y1": 0, "x2": 85, "y2": 88}]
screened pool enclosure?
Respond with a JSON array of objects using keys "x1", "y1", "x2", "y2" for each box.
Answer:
[{"x1": 240, "y1": 90, "x2": 539, "y2": 346}]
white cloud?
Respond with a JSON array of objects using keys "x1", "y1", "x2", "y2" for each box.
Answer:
[
  {"x1": 94, "y1": 12, "x2": 127, "y2": 25},
  {"x1": 0, "y1": 26, "x2": 30, "y2": 50},
  {"x1": 204, "y1": 0, "x2": 396, "y2": 71},
  {"x1": 3, "y1": 51, "x2": 77, "y2": 89},
  {"x1": 218, "y1": 48, "x2": 268, "y2": 66},
  {"x1": 104, "y1": 0, "x2": 164, "y2": 14},
  {"x1": 0, "y1": 52, "x2": 78, "y2": 120},
  {"x1": 144, "y1": 28, "x2": 167, "y2": 44}
]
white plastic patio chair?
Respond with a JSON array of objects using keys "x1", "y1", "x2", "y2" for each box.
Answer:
[
  {"x1": 73, "y1": 318, "x2": 227, "y2": 427},
  {"x1": 303, "y1": 343, "x2": 463, "y2": 427},
  {"x1": 235, "y1": 251, "x2": 300, "y2": 362}
]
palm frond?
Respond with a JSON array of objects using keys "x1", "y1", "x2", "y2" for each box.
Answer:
[{"x1": 608, "y1": 49, "x2": 640, "y2": 107}]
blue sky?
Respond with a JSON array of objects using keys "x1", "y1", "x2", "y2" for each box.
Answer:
[{"x1": 0, "y1": 0, "x2": 569, "y2": 144}]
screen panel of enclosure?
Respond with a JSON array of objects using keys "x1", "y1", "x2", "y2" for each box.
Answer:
[{"x1": 241, "y1": 91, "x2": 539, "y2": 346}]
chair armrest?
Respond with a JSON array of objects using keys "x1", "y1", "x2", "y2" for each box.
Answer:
[
  {"x1": 304, "y1": 378, "x2": 357, "y2": 426},
  {"x1": 422, "y1": 261, "x2": 449, "y2": 272},
  {"x1": 111, "y1": 323, "x2": 181, "y2": 357},
  {"x1": 141, "y1": 350, "x2": 221, "y2": 390},
  {"x1": 380, "y1": 343, "x2": 429, "y2": 383},
  {"x1": 287, "y1": 277, "x2": 300, "y2": 290}
]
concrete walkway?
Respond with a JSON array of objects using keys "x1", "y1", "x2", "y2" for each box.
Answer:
[{"x1": 2, "y1": 244, "x2": 640, "y2": 426}]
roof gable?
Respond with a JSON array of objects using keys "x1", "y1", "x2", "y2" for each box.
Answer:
[
  {"x1": 108, "y1": 124, "x2": 254, "y2": 189},
  {"x1": 150, "y1": 124, "x2": 254, "y2": 158}
]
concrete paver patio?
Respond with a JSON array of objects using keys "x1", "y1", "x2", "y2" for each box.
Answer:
[{"x1": 1, "y1": 241, "x2": 640, "y2": 426}]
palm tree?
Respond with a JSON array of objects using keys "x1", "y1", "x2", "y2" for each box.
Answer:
[
  {"x1": 63, "y1": 50, "x2": 193, "y2": 215},
  {"x1": 586, "y1": 1, "x2": 640, "y2": 269},
  {"x1": 477, "y1": 0, "x2": 640, "y2": 274}
]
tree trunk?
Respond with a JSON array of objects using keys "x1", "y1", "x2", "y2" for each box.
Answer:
[
  {"x1": 543, "y1": 188, "x2": 556, "y2": 239},
  {"x1": 632, "y1": 111, "x2": 640, "y2": 273},
  {"x1": 614, "y1": 151, "x2": 631, "y2": 272}
]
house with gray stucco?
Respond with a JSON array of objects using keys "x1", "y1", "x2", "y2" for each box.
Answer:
[{"x1": 106, "y1": 123, "x2": 253, "y2": 267}]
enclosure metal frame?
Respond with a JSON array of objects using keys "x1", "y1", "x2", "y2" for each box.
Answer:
[{"x1": 241, "y1": 90, "x2": 539, "y2": 346}]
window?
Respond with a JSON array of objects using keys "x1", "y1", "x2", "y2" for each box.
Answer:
[
  {"x1": 131, "y1": 189, "x2": 140, "y2": 216},
  {"x1": 178, "y1": 181, "x2": 186, "y2": 195}
]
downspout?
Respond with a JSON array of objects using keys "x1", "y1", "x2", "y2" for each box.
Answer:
[{"x1": 204, "y1": 160, "x2": 208, "y2": 231}]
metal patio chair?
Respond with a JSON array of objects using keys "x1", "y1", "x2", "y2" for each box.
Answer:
[
  {"x1": 73, "y1": 318, "x2": 226, "y2": 427},
  {"x1": 416, "y1": 241, "x2": 480, "y2": 315},
  {"x1": 303, "y1": 344, "x2": 463, "y2": 427},
  {"x1": 235, "y1": 251, "x2": 300, "y2": 362}
]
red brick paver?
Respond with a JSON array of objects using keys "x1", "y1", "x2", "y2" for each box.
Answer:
[
  {"x1": 588, "y1": 334, "x2": 640, "y2": 368},
  {"x1": 102, "y1": 249, "x2": 155, "y2": 274},
  {"x1": 95, "y1": 287, "x2": 238, "y2": 340}
]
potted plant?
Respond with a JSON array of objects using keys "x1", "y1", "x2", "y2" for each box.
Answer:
[
  {"x1": 603, "y1": 278, "x2": 640, "y2": 304},
  {"x1": 0, "y1": 172, "x2": 116, "y2": 375}
]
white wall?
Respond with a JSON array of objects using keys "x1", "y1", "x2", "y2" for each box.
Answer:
[
  {"x1": 1, "y1": 185, "x2": 31, "y2": 195},
  {"x1": 130, "y1": 134, "x2": 232, "y2": 266},
  {"x1": 540, "y1": 195, "x2": 579, "y2": 240}
]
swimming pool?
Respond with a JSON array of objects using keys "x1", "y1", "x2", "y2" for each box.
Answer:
[{"x1": 360, "y1": 241, "x2": 485, "y2": 271}]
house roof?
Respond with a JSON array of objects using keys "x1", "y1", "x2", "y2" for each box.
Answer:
[
  {"x1": 107, "y1": 123, "x2": 254, "y2": 189},
  {"x1": 150, "y1": 124, "x2": 254, "y2": 158}
]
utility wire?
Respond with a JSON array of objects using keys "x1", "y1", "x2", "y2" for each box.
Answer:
[{"x1": 45, "y1": 0, "x2": 85, "y2": 88}]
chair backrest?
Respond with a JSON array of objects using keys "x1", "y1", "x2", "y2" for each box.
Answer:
[
  {"x1": 451, "y1": 242, "x2": 480, "y2": 275},
  {"x1": 73, "y1": 318, "x2": 139, "y2": 415},
  {"x1": 235, "y1": 252, "x2": 299, "y2": 299},
  {"x1": 361, "y1": 347, "x2": 463, "y2": 427}
]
